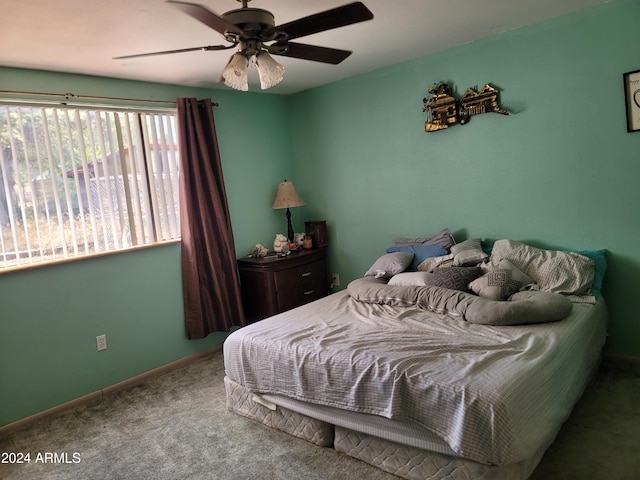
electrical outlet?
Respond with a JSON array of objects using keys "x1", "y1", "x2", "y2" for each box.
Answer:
[
  {"x1": 332, "y1": 273, "x2": 340, "y2": 287},
  {"x1": 96, "y1": 334, "x2": 107, "y2": 351}
]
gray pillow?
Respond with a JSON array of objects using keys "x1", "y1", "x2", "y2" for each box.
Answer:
[
  {"x1": 422, "y1": 266, "x2": 481, "y2": 292},
  {"x1": 469, "y1": 259, "x2": 534, "y2": 300},
  {"x1": 364, "y1": 252, "x2": 414, "y2": 279},
  {"x1": 392, "y1": 228, "x2": 456, "y2": 250},
  {"x1": 451, "y1": 238, "x2": 489, "y2": 266},
  {"x1": 417, "y1": 253, "x2": 454, "y2": 272}
]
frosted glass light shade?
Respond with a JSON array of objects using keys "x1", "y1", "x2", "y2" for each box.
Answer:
[
  {"x1": 221, "y1": 52, "x2": 249, "y2": 91},
  {"x1": 256, "y1": 50, "x2": 285, "y2": 90}
]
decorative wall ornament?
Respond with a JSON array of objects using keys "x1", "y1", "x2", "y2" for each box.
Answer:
[
  {"x1": 623, "y1": 69, "x2": 640, "y2": 132},
  {"x1": 423, "y1": 82, "x2": 508, "y2": 132}
]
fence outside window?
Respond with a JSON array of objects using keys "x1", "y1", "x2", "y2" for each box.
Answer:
[{"x1": 0, "y1": 105, "x2": 180, "y2": 269}]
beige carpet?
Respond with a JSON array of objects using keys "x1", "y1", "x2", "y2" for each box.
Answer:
[{"x1": 1, "y1": 351, "x2": 638, "y2": 480}]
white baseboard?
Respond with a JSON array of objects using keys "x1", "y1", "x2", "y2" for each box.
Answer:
[{"x1": 0, "y1": 345, "x2": 222, "y2": 436}]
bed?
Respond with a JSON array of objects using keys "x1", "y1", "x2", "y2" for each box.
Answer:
[{"x1": 224, "y1": 235, "x2": 608, "y2": 479}]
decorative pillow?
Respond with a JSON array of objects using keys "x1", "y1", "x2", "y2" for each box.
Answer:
[
  {"x1": 469, "y1": 259, "x2": 534, "y2": 300},
  {"x1": 450, "y1": 238, "x2": 489, "y2": 266},
  {"x1": 422, "y1": 266, "x2": 481, "y2": 292},
  {"x1": 385, "y1": 244, "x2": 448, "y2": 271},
  {"x1": 392, "y1": 228, "x2": 456, "y2": 250},
  {"x1": 388, "y1": 272, "x2": 433, "y2": 287},
  {"x1": 365, "y1": 252, "x2": 414, "y2": 279},
  {"x1": 417, "y1": 253, "x2": 454, "y2": 272},
  {"x1": 491, "y1": 239, "x2": 594, "y2": 297}
]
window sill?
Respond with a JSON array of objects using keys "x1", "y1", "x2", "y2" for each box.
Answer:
[{"x1": 0, "y1": 240, "x2": 181, "y2": 276}]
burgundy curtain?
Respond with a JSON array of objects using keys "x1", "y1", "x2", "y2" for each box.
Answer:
[{"x1": 177, "y1": 98, "x2": 246, "y2": 338}]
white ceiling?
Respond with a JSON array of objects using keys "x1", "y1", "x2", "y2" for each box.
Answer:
[{"x1": 1, "y1": 0, "x2": 609, "y2": 95}]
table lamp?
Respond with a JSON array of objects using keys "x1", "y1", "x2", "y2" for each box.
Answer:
[{"x1": 272, "y1": 180, "x2": 305, "y2": 242}]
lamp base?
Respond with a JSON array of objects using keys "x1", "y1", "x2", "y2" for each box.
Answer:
[{"x1": 286, "y1": 208, "x2": 294, "y2": 243}]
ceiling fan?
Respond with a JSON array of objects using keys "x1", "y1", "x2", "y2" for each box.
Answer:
[{"x1": 114, "y1": 0, "x2": 374, "y2": 91}]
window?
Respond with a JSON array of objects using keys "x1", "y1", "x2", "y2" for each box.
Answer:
[{"x1": 0, "y1": 104, "x2": 180, "y2": 269}]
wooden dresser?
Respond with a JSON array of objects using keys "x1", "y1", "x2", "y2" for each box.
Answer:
[{"x1": 237, "y1": 247, "x2": 330, "y2": 323}]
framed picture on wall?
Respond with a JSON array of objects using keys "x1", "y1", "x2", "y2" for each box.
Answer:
[{"x1": 623, "y1": 69, "x2": 640, "y2": 132}]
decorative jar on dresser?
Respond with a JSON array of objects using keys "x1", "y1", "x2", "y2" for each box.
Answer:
[{"x1": 237, "y1": 247, "x2": 330, "y2": 323}]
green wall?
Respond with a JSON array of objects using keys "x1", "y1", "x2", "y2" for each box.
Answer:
[
  {"x1": 289, "y1": 0, "x2": 640, "y2": 357},
  {"x1": 0, "y1": 69, "x2": 294, "y2": 426},
  {"x1": 2, "y1": 0, "x2": 640, "y2": 428}
]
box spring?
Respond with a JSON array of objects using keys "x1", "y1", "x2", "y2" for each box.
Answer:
[
  {"x1": 224, "y1": 377, "x2": 543, "y2": 480},
  {"x1": 224, "y1": 376, "x2": 334, "y2": 447}
]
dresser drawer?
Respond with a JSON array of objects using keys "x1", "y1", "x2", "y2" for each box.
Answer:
[{"x1": 275, "y1": 261, "x2": 327, "y2": 311}]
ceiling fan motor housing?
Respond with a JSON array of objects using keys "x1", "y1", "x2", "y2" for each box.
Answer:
[{"x1": 222, "y1": 8, "x2": 277, "y2": 40}]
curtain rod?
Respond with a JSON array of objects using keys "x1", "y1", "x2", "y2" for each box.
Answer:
[{"x1": 0, "y1": 90, "x2": 219, "y2": 107}]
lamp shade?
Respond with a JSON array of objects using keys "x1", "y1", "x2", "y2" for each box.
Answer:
[{"x1": 272, "y1": 180, "x2": 305, "y2": 209}]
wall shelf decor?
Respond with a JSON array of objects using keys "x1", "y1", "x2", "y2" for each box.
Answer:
[
  {"x1": 623, "y1": 69, "x2": 640, "y2": 133},
  {"x1": 423, "y1": 82, "x2": 508, "y2": 132}
]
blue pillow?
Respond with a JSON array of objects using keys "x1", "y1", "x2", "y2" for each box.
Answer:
[{"x1": 386, "y1": 244, "x2": 448, "y2": 271}]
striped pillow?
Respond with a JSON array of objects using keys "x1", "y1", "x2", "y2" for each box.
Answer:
[{"x1": 491, "y1": 239, "x2": 594, "y2": 301}]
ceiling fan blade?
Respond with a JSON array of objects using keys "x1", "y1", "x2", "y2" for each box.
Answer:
[
  {"x1": 113, "y1": 45, "x2": 232, "y2": 60},
  {"x1": 166, "y1": 0, "x2": 244, "y2": 37},
  {"x1": 269, "y1": 42, "x2": 352, "y2": 65},
  {"x1": 267, "y1": 2, "x2": 373, "y2": 41}
]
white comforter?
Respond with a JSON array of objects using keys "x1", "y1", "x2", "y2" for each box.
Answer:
[{"x1": 224, "y1": 290, "x2": 607, "y2": 465}]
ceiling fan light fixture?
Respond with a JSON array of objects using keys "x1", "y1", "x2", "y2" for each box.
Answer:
[
  {"x1": 221, "y1": 52, "x2": 250, "y2": 91},
  {"x1": 255, "y1": 50, "x2": 285, "y2": 90}
]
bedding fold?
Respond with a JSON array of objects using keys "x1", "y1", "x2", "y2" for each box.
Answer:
[{"x1": 347, "y1": 277, "x2": 573, "y2": 326}]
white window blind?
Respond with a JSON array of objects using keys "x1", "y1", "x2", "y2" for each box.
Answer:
[{"x1": 0, "y1": 105, "x2": 180, "y2": 269}]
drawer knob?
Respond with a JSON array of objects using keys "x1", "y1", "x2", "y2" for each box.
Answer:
[
  {"x1": 301, "y1": 272, "x2": 312, "y2": 277},
  {"x1": 303, "y1": 290, "x2": 315, "y2": 295}
]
